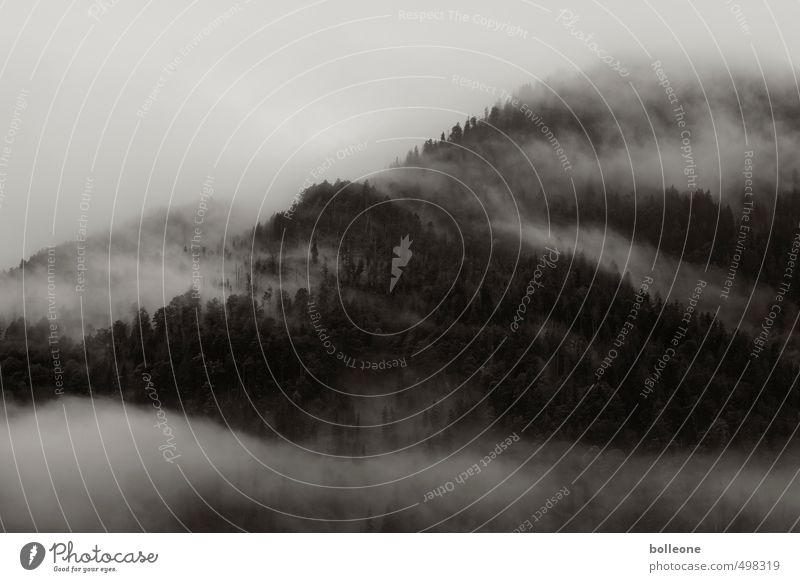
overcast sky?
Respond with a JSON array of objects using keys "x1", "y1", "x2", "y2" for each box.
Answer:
[{"x1": 0, "y1": 0, "x2": 796, "y2": 267}]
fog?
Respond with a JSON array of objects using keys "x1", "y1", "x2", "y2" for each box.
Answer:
[
  {"x1": 0, "y1": 198, "x2": 263, "y2": 332},
  {"x1": 2, "y1": 0, "x2": 800, "y2": 536},
  {"x1": 508, "y1": 221, "x2": 785, "y2": 334},
  {"x1": 0, "y1": 397, "x2": 797, "y2": 532},
  {"x1": 1, "y1": 0, "x2": 798, "y2": 269}
]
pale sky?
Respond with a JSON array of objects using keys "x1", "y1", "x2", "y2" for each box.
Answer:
[{"x1": 0, "y1": 0, "x2": 795, "y2": 267}]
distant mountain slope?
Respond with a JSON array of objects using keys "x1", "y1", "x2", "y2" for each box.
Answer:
[{"x1": 3, "y1": 70, "x2": 800, "y2": 462}]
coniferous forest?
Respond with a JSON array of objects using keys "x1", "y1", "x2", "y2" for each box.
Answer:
[{"x1": 2, "y1": 69, "x2": 800, "y2": 534}]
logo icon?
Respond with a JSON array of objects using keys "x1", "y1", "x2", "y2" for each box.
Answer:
[
  {"x1": 20, "y1": 542, "x2": 45, "y2": 570},
  {"x1": 390, "y1": 234, "x2": 413, "y2": 292}
]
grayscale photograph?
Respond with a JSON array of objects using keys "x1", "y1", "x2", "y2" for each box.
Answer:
[{"x1": 0, "y1": 0, "x2": 798, "y2": 540}]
